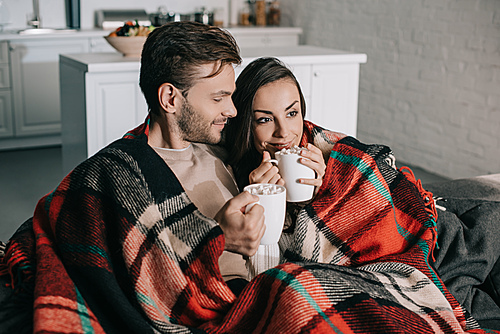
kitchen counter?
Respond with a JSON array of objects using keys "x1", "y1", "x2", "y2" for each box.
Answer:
[
  {"x1": 241, "y1": 45, "x2": 367, "y2": 64},
  {"x1": 0, "y1": 29, "x2": 109, "y2": 41},
  {"x1": 60, "y1": 45, "x2": 367, "y2": 173},
  {"x1": 0, "y1": 26, "x2": 303, "y2": 151},
  {"x1": 0, "y1": 26, "x2": 302, "y2": 41},
  {"x1": 60, "y1": 45, "x2": 367, "y2": 71}
]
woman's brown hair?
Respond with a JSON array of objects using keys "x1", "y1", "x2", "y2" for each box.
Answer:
[{"x1": 225, "y1": 57, "x2": 306, "y2": 189}]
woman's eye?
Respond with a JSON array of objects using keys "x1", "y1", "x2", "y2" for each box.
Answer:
[
  {"x1": 256, "y1": 117, "x2": 272, "y2": 124},
  {"x1": 214, "y1": 98, "x2": 222, "y2": 102},
  {"x1": 287, "y1": 110, "x2": 299, "y2": 117}
]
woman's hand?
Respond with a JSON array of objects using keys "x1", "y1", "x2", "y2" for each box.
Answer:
[
  {"x1": 249, "y1": 151, "x2": 285, "y2": 185},
  {"x1": 298, "y1": 143, "x2": 326, "y2": 192}
]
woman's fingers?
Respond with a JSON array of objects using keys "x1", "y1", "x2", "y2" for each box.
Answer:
[
  {"x1": 300, "y1": 144, "x2": 326, "y2": 178},
  {"x1": 297, "y1": 144, "x2": 325, "y2": 194},
  {"x1": 249, "y1": 155, "x2": 282, "y2": 184},
  {"x1": 298, "y1": 176, "x2": 322, "y2": 187}
]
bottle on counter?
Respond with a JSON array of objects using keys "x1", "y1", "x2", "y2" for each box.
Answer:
[
  {"x1": 213, "y1": 7, "x2": 225, "y2": 27},
  {"x1": 255, "y1": 0, "x2": 266, "y2": 26},
  {"x1": 239, "y1": 2, "x2": 251, "y2": 26},
  {"x1": 267, "y1": 1, "x2": 280, "y2": 26}
]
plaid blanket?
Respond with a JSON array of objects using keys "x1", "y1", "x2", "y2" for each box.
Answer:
[{"x1": 0, "y1": 120, "x2": 497, "y2": 333}]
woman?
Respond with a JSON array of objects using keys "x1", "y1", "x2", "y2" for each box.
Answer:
[
  {"x1": 225, "y1": 57, "x2": 347, "y2": 277},
  {"x1": 221, "y1": 60, "x2": 491, "y2": 330},
  {"x1": 226, "y1": 57, "x2": 348, "y2": 277},
  {"x1": 225, "y1": 57, "x2": 345, "y2": 194}
]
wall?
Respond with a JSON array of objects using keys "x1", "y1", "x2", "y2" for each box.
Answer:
[
  {"x1": 281, "y1": 0, "x2": 500, "y2": 179},
  {"x1": 2, "y1": 0, "x2": 233, "y2": 30}
]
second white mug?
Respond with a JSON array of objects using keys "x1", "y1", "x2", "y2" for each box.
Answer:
[{"x1": 270, "y1": 151, "x2": 315, "y2": 202}]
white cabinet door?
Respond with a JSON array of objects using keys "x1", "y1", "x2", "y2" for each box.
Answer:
[
  {"x1": 85, "y1": 72, "x2": 147, "y2": 158},
  {"x1": 232, "y1": 33, "x2": 299, "y2": 48},
  {"x1": 0, "y1": 41, "x2": 12, "y2": 138},
  {"x1": 0, "y1": 90, "x2": 13, "y2": 138},
  {"x1": 0, "y1": 63, "x2": 10, "y2": 88},
  {"x1": 89, "y1": 37, "x2": 118, "y2": 53},
  {"x1": 9, "y1": 39, "x2": 89, "y2": 137},
  {"x1": 309, "y1": 63, "x2": 360, "y2": 137},
  {"x1": 228, "y1": 28, "x2": 301, "y2": 48},
  {"x1": 286, "y1": 63, "x2": 312, "y2": 117},
  {"x1": 61, "y1": 59, "x2": 147, "y2": 174}
]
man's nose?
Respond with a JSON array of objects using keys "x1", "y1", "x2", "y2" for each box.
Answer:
[{"x1": 223, "y1": 100, "x2": 237, "y2": 118}]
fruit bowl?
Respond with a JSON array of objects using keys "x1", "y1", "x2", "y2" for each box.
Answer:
[{"x1": 104, "y1": 36, "x2": 147, "y2": 58}]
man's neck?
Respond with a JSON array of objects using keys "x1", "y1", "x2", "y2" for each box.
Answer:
[{"x1": 148, "y1": 117, "x2": 190, "y2": 150}]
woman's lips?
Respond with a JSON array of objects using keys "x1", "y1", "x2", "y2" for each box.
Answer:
[{"x1": 268, "y1": 142, "x2": 293, "y2": 150}]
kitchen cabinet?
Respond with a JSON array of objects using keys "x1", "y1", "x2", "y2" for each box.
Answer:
[
  {"x1": 0, "y1": 37, "x2": 94, "y2": 150},
  {"x1": 0, "y1": 41, "x2": 12, "y2": 138},
  {"x1": 0, "y1": 90, "x2": 12, "y2": 138},
  {"x1": 60, "y1": 57, "x2": 145, "y2": 173},
  {"x1": 9, "y1": 39, "x2": 89, "y2": 138},
  {"x1": 226, "y1": 27, "x2": 302, "y2": 47},
  {"x1": 60, "y1": 46, "x2": 367, "y2": 174},
  {"x1": 0, "y1": 27, "x2": 301, "y2": 150},
  {"x1": 0, "y1": 35, "x2": 127, "y2": 150},
  {"x1": 309, "y1": 64, "x2": 361, "y2": 136},
  {"x1": 237, "y1": 47, "x2": 367, "y2": 138},
  {"x1": 89, "y1": 37, "x2": 117, "y2": 53}
]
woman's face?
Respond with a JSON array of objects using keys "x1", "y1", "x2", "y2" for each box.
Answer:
[{"x1": 251, "y1": 79, "x2": 304, "y2": 157}]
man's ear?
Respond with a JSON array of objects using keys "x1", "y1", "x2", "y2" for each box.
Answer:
[{"x1": 158, "y1": 83, "x2": 181, "y2": 114}]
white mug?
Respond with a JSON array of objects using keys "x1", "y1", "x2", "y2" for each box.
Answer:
[
  {"x1": 243, "y1": 184, "x2": 286, "y2": 245},
  {"x1": 270, "y1": 151, "x2": 315, "y2": 202}
]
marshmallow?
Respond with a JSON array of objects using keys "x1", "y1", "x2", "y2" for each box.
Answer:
[
  {"x1": 247, "y1": 184, "x2": 283, "y2": 195},
  {"x1": 276, "y1": 145, "x2": 305, "y2": 156}
]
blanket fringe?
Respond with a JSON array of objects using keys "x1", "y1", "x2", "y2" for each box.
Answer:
[
  {"x1": 0, "y1": 241, "x2": 34, "y2": 292},
  {"x1": 400, "y1": 166, "x2": 439, "y2": 261},
  {"x1": 0, "y1": 241, "x2": 7, "y2": 277},
  {"x1": 246, "y1": 243, "x2": 280, "y2": 279}
]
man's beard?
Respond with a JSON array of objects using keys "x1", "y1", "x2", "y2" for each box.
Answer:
[{"x1": 177, "y1": 99, "x2": 223, "y2": 145}]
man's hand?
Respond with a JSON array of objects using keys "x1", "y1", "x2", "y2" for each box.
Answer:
[{"x1": 215, "y1": 191, "x2": 265, "y2": 257}]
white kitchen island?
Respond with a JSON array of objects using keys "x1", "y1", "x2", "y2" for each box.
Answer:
[{"x1": 60, "y1": 46, "x2": 367, "y2": 174}]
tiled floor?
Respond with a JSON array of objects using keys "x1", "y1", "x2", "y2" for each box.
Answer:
[{"x1": 0, "y1": 146, "x2": 450, "y2": 242}]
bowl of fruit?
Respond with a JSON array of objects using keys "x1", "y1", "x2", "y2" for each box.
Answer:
[{"x1": 105, "y1": 21, "x2": 155, "y2": 58}]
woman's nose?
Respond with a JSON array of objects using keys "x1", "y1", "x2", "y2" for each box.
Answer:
[{"x1": 273, "y1": 121, "x2": 289, "y2": 138}]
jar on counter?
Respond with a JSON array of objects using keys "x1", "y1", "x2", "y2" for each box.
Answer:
[
  {"x1": 255, "y1": 0, "x2": 266, "y2": 26},
  {"x1": 194, "y1": 7, "x2": 214, "y2": 26},
  {"x1": 239, "y1": 3, "x2": 251, "y2": 26},
  {"x1": 213, "y1": 7, "x2": 225, "y2": 27},
  {"x1": 267, "y1": 1, "x2": 281, "y2": 26}
]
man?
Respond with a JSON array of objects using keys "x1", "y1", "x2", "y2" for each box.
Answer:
[
  {"x1": 0, "y1": 21, "x2": 263, "y2": 333},
  {"x1": 139, "y1": 21, "x2": 263, "y2": 291}
]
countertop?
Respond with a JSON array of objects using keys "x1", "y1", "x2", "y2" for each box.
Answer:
[
  {"x1": 60, "y1": 45, "x2": 367, "y2": 73},
  {"x1": 0, "y1": 29, "x2": 110, "y2": 41},
  {"x1": 0, "y1": 26, "x2": 303, "y2": 41}
]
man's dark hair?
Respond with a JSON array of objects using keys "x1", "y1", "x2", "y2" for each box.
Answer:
[{"x1": 139, "y1": 21, "x2": 241, "y2": 118}]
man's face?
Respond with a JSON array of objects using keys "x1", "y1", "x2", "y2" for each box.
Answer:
[{"x1": 176, "y1": 63, "x2": 237, "y2": 145}]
